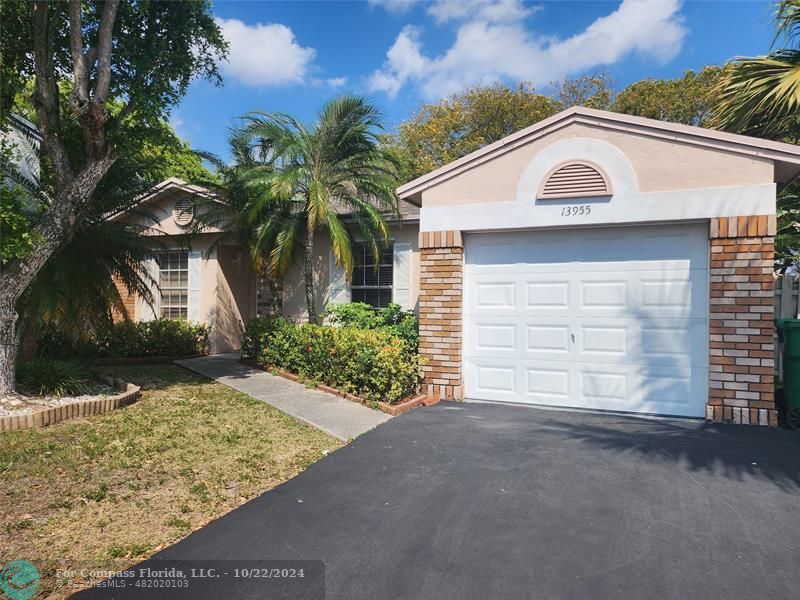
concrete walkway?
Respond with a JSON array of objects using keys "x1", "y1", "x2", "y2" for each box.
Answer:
[{"x1": 175, "y1": 353, "x2": 390, "y2": 440}]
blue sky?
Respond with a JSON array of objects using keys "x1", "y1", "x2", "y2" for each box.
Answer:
[{"x1": 171, "y1": 0, "x2": 779, "y2": 159}]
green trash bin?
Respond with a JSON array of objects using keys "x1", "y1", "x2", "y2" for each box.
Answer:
[{"x1": 776, "y1": 319, "x2": 800, "y2": 430}]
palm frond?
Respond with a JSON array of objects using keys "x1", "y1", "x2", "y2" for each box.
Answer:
[{"x1": 713, "y1": 50, "x2": 800, "y2": 136}]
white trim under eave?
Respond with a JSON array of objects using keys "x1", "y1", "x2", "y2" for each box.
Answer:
[{"x1": 420, "y1": 183, "x2": 776, "y2": 233}]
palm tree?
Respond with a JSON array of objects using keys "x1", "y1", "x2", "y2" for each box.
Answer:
[
  {"x1": 192, "y1": 129, "x2": 286, "y2": 314},
  {"x1": 713, "y1": 0, "x2": 800, "y2": 139},
  {"x1": 713, "y1": 1, "x2": 800, "y2": 271},
  {"x1": 220, "y1": 96, "x2": 399, "y2": 324}
]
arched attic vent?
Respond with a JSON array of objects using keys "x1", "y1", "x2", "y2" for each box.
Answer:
[
  {"x1": 173, "y1": 196, "x2": 195, "y2": 226},
  {"x1": 537, "y1": 161, "x2": 612, "y2": 200}
]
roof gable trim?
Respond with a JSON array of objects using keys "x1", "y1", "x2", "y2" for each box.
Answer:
[{"x1": 396, "y1": 107, "x2": 800, "y2": 199}]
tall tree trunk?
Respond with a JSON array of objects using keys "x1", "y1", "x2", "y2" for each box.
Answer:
[
  {"x1": 0, "y1": 158, "x2": 114, "y2": 395},
  {"x1": 304, "y1": 225, "x2": 317, "y2": 324},
  {"x1": 0, "y1": 303, "x2": 17, "y2": 396}
]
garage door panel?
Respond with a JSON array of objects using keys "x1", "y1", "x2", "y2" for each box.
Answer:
[
  {"x1": 465, "y1": 226, "x2": 708, "y2": 270},
  {"x1": 474, "y1": 323, "x2": 517, "y2": 352},
  {"x1": 526, "y1": 280, "x2": 571, "y2": 309},
  {"x1": 467, "y1": 316, "x2": 706, "y2": 368},
  {"x1": 526, "y1": 367, "x2": 571, "y2": 403},
  {"x1": 474, "y1": 281, "x2": 516, "y2": 309},
  {"x1": 467, "y1": 271, "x2": 705, "y2": 319},
  {"x1": 464, "y1": 224, "x2": 709, "y2": 418},
  {"x1": 467, "y1": 359, "x2": 519, "y2": 398}
]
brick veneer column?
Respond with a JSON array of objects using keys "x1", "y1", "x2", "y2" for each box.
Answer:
[
  {"x1": 708, "y1": 215, "x2": 777, "y2": 426},
  {"x1": 419, "y1": 230, "x2": 464, "y2": 400}
]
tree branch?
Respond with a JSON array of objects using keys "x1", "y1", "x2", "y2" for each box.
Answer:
[
  {"x1": 30, "y1": 0, "x2": 73, "y2": 188},
  {"x1": 67, "y1": 0, "x2": 89, "y2": 116},
  {"x1": 92, "y1": 0, "x2": 120, "y2": 107},
  {"x1": 0, "y1": 156, "x2": 116, "y2": 302}
]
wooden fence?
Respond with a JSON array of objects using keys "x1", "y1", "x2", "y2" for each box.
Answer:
[
  {"x1": 775, "y1": 276, "x2": 799, "y2": 382},
  {"x1": 775, "y1": 276, "x2": 800, "y2": 319}
]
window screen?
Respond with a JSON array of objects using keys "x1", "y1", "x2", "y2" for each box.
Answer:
[
  {"x1": 350, "y1": 243, "x2": 393, "y2": 308},
  {"x1": 156, "y1": 250, "x2": 188, "y2": 319}
]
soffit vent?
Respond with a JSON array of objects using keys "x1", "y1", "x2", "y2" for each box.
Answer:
[
  {"x1": 173, "y1": 196, "x2": 195, "y2": 226},
  {"x1": 537, "y1": 161, "x2": 612, "y2": 200}
]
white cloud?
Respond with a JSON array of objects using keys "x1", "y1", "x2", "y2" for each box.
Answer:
[
  {"x1": 367, "y1": 26, "x2": 428, "y2": 97},
  {"x1": 367, "y1": 0, "x2": 416, "y2": 14},
  {"x1": 368, "y1": 0, "x2": 687, "y2": 99},
  {"x1": 325, "y1": 77, "x2": 349, "y2": 88},
  {"x1": 427, "y1": 0, "x2": 534, "y2": 24},
  {"x1": 310, "y1": 76, "x2": 349, "y2": 89},
  {"x1": 216, "y1": 17, "x2": 316, "y2": 86}
]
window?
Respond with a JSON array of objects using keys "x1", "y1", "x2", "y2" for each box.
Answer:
[
  {"x1": 351, "y1": 242, "x2": 393, "y2": 308},
  {"x1": 156, "y1": 250, "x2": 188, "y2": 319}
]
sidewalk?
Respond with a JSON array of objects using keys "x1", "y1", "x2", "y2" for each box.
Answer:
[{"x1": 175, "y1": 353, "x2": 391, "y2": 440}]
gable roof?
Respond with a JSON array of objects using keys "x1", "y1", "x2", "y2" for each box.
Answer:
[
  {"x1": 396, "y1": 106, "x2": 800, "y2": 202},
  {"x1": 111, "y1": 177, "x2": 420, "y2": 223}
]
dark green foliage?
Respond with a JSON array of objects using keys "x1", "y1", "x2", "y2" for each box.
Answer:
[
  {"x1": 38, "y1": 319, "x2": 209, "y2": 359},
  {"x1": 241, "y1": 317, "x2": 287, "y2": 360},
  {"x1": 0, "y1": 185, "x2": 36, "y2": 264},
  {"x1": 242, "y1": 316, "x2": 422, "y2": 404},
  {"x1": 16, "y1": 359, "x2": 90, "y2": 397}
]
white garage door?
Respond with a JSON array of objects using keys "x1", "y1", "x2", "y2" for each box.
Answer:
[{"x1": 464, "y1": 223, "x2": 709, "y2": 417}]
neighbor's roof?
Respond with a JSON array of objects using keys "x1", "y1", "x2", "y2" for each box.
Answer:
[
  {"x1": 106, "y1": 177, "x2": 219, "y2": 221},
  {"x1": 396, "y1": 106, "x2": 800, "y2": 202},
  {"x1": 111, "y1": 177, "x2": 419, "y2": 223}
]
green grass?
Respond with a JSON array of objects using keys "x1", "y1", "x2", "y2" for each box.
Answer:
[{"x1": 0, "y1": 365, "x2": 340, "y2": 596}]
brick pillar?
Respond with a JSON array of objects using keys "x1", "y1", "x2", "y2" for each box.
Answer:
[
  {"x1": 708, "y1": 215, "x2": 777, "y2": 426},
  {"x1": 419, "y1": 230, "x2": 464, "y2": 400}
]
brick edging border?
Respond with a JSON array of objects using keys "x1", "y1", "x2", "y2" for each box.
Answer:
[
  {"x1": 240, "y1": 359, "x2": 438, "y2": 416},
  {"x1": 0, "y1": 379, "x2": 141, "y2": 432}
]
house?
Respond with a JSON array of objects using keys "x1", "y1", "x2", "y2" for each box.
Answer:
[
  {"x1": 399, "y1": 106, "x2": 800, "y2": 427},
  {"x1": 112, "y1": 177, "x2": 421, "y2": 354},
  {"x1": 118, "y1": 106, "x2": 800, "y2": 426}
]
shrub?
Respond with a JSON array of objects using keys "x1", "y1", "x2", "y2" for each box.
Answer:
[
  {"x1": 324, "y1": 302, "x2": 418, "y2": 350},
  {"x1": 37, "y1": 319, "x2": 209, "y2": 359},
  {"x1": 241, "y1": 316, "x2": 291, "y2": 360},
  {"x1": 16, "y1": 358, "x2": 90, "y2": 397},
  {"x1": 253, "y1": 320, "x2": 423, "y2": 404}
]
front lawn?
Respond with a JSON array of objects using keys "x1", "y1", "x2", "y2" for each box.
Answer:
[{"x1": 0, "y1": 365, "x2": 341, "y2": 596}]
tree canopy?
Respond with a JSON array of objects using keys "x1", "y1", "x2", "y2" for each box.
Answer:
[
  {"x1": 386, "y1": 71, "x2": 720, "y2": 183},
  {"x1": 0, "y1": 0, "x2": 226, "y2": 394},
  {"x1": 612, "y1": 66, "x2": 723, "y2": 127}
]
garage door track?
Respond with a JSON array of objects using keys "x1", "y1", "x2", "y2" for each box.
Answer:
[{"x1": 78, "y1": 402, "x2": 800, "y2": 599}]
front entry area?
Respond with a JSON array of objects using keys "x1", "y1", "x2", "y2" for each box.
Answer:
[{"x1": 463, "y1": 223, "x2": 709, "y2": 417}]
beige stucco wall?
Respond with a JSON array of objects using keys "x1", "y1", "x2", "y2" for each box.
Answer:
[
  {"x1": 281, "y1": 222, "x2": 421, "y2": 321},
  {"x1": 124, "y1": 190, "x2": 421, "y2": 349},
  {"x1": 123, "y1": 190, "x2": 223, "y2": 236},
  {"x1": 421, "y1": 122, "x2": 775, "y2": 208}
]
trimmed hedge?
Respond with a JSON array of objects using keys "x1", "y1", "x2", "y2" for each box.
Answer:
[
  {"x1": 242, "y1": 316, "x2": 422, "y2": 405},
  {"x1": 324, "y1": 302, "x2": 418, "y2": 351},
  {"x1": 38, "y1": 319, "x2": 209, "y2": 359}
]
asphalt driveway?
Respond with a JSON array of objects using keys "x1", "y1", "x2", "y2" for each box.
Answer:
[{"x1": 78, "y1": 401, "x2": 800, "y2": 599}]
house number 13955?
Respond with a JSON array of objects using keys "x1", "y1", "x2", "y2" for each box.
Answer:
[{"x1": 561, "y1": 205, "x2": 591, "y2": 217}]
